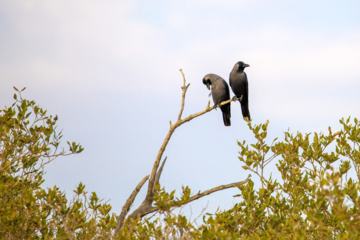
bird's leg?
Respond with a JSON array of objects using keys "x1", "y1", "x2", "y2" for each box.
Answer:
[{"x1": 232, "y1": 95, "x2": 243, "y2": 102}]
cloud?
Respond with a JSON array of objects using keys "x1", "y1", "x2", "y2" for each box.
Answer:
[
  {"x1": 1, "y1": 0, "x2": 360, "y2": 120},
  {"x1": 0, "y1": 1, "x2": 168, "y2": 91}
]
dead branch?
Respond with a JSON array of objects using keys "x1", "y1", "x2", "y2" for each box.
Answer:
[
  {"x1": 125, "y1": 175, "x2": 251, "y2": 221},
  {"x1": 177, "y1": 69, "x2": 189, "y2": 121},
  {"x1": 154, "y1": 157, "x2": 167, "y2": 189},
  {"x1": 186, "y1": 174, "x2": 251, "y2": 202},
  {"x1": 115, "y1": 69, "x2": 246, "y2": 234}
]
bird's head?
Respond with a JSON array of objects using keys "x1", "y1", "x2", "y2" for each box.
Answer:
[
  {"x1": 236, "y1": 61, "x2": 250, "y2": 72},
  {"x1": 202, "y1": 76, "x2": 212, "y2": 90}
]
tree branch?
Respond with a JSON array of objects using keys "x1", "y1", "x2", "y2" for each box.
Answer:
[
  {"x1": 155, "y1": 156, "x2": 167, "y2": 187},
  {"x1": 150, "y1": 156, "x2": 168, "y2": 201},
  {"x1": 175, "y1": 96, "x2": 238, "y2": 127},
  {"x1": 186, "y1": 174, "x2": 251, "y2": 203},
  {"x1": 177, "y1": 69, "x2": 190, "y2": 121},
  {"x1": 115, "y1": 175, "x2": 149, "y2": 232},
  {"x1": 126, "y1": 174, "x2": 251, "y2": 220}
]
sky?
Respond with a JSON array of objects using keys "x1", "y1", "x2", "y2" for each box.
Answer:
[{"x1": 1, "y1": 0, "x2": 360, "y2": 221}]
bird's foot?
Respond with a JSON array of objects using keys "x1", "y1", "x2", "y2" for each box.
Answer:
[
  {"x1": 232, "y1": 96, "x2": 237, "y2": 101},
  {"x1": 239, "y1": 95, "x2": 243, "y2": 102}
]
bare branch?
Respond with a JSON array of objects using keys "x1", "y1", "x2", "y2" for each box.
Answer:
[
  {"x1": 146, "y1": 129, "x2": 175, "y2": 203},
  {"x1": 145, "y1": 70, "x2": 189, "y2": 203},
  {"x1": 155, "y1": 156, "x2": 167, "y2": 186},
  {"x1": 185, "y1": 174, "x2": 251, "y2": 203},
  {"x1": 175, "y1": 96, "x2": 238, "y2": 127},
  {"x1": 115, "y1": 175, "x2": 149, "y2": 232},
  {"x1": 126, "y1": 175, "x2": 251, "y2": 220},
  {"x1": 177, "y1": 69, "x2": 190, "y2": 121},
  {"x1": 148, "y1": 156, "x2": 169, "y2": 202}
]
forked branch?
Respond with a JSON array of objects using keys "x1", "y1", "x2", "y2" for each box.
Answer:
[
  {"x1": 177, "y1": 69, "x2": 190, "y2": 121},
  {"x1": 124, "y1": 174, "x2": 251, "y2": 222}
]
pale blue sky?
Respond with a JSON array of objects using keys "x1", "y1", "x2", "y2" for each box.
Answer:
[{"x1": 1, "y1": 0, "x2": 360, "y2": 218}]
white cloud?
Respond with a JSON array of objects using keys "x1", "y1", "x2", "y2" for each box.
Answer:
[{"x1": 1, "y1": 0, "x2": 360, "y2": 118}]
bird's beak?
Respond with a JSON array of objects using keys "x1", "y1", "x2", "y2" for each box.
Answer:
[
  {"x1": 205, "y1": 83, "x2": 211, "y2": 90},
  {"x1": 244, "y1": 63, "x2": 250, "y2": 68}
]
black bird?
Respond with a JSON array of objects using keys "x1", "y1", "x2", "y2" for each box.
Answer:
[
  {"x1": 229, "y1": 61, "x2": 251, "y2": 120},
  {"x1": 203, "y1": 74, "x2": 231, "y2": 126}
]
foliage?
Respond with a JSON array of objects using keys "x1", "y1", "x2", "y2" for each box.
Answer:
[
  {"x1": 0, "y1": 88, "x2": 115, "y2": 239},
  {"x1": 2, "y1": 88, "x2": 360, "y2": 239},
  {"x1": 196, "y1": 118, "x2": 360, "y2": 239}
]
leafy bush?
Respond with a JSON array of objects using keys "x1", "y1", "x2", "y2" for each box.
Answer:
[{"x1": 0, "y1": 88, "x2": 115, "y2": 239}]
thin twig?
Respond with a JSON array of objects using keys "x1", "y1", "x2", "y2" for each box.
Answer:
[
  {"x1": 185, "y1": 174, "x2": 251, "y2": 203},
  {"x1": 150, "y1": 156, "x2": 168, "y2": 200},
  {"x1": 177, "y1": 69, "x2": 189, "y2": 121},
  {"x1": 155, "y1": 156, "x2": 167, "y2": 186},
  {"x1": 193, "y1": 202, "x2": 209, "y2": 227}
]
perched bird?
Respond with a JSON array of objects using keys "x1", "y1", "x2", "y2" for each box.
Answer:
[
  {"x1": 203, "y1": 74, "x2": 231, "y2": 126},
  {"x1": 229, "y1": 61, "x2": 251, "y2": 120}
]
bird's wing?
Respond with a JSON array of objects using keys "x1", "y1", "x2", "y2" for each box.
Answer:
[
  {"x1": 244, "y1": 73, "x2": 249, "y2": 101},
  {"x1": 225, "y1": 80, "x2": 230, "y2": 99}
]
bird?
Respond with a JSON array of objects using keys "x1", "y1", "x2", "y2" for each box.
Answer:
[
  {"x1": 203, "y1": 74, "x2": 231, "y2": 126},
  {"x1": 229, "y1": 61, "x2": 251, "y2": 121}
]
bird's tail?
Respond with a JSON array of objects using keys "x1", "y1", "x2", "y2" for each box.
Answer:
[
  {"x1": 222, "y1": 112, "x2": 231, "y2": 126},
  {"x1": 240, "y1": 102, "x2": 251, "y2": 121},
  {"x1": 221, "y1": 104, "x2": 231, "y2": 126}
]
